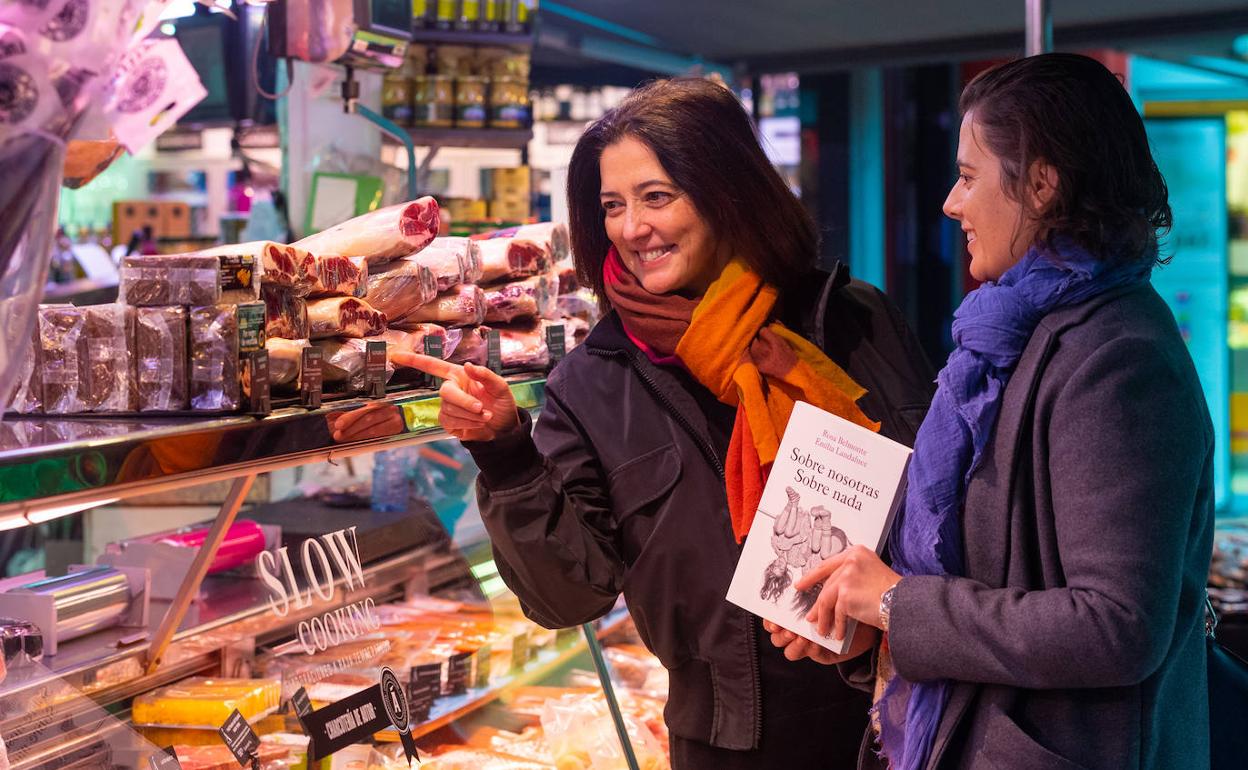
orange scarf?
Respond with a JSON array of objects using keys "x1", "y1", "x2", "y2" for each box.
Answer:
[{"x1": 605, "y1": 251, "x2": 879, "y2": 541}]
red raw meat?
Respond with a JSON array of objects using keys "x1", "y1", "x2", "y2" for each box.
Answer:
[
  {"x1": 477, "y1": 237, "x2": 549, "y2": 284},
  {"x1": 261, "y1": 286, "x2": 310, "y2": 339},
  {"x1": 294, "y1": 197, "x2": 440, "y2": 264},
  {"x1": 483, "y1": 275, "x2": 556, "y2": 324},
  {"x1": 306, "y1": 297, "x2": 387, "y2": 339},
  {"x1": 311, "y1": 255, "x2": 368, "y2": 297}
]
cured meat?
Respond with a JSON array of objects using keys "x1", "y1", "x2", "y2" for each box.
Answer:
[
  {"x1": 196, "y1": 241, "x2": 316, "y2": 297},
  {"x1": 189, "y1": 305, "x2": 240, "y2": 411},
  {"x1": 37, "y1": 305, "x2": 87, "y2": 414},
  {"x1": 8, "y1": 327, "x2": 42, "y2": 414},
  {"x1": 379, "y1": 324, "x2": 453, "y2": 357},
  {"x1": 447, "y1": 325, "x2": 492, "y2": 366},
  {"x1": 265, "y1": 338, "x2": 309, "y2": 387},
  {"x1": 485, "y1": 221, "x2": 570, "y2": 263},
  {"x1": 397, "y1": 285, "x2": 486, "y2": 329},
  {"x1": 483, "y1": 276, "x2": 556, "y2": 324},
  {"x1": 37, "y1": 304, "x2": 136, "y2": 414},
  {"x1": 261, "y1": 286, "x2": 310, "y2": 340},
  {"x1": 310, "y1": 255, "x2": 368, "y2": 298},
  {"x1": 306, "y1": 297, "x2": 387, "y2": 339},
  {"x1": 477, "y1": 237, "x2": 549, "y2": 284},
  {"x1": 413, "y1": 237, "x2": 479, "y2": 291},
  {"x1": 119, "y1": 254, "x2": 222, "y2": 306},
  {"x1": 498, "y1": 322, "x2": 549, "y2": 370},
  {"x1": 365, "y1": 258, "x2": 438, "y2": 324},
  {"x1": 135, "y1": 306, "x2": 188, "y2": 411},
  {"x1": 173, "y1": 744, "x2": 290, "y2": 770},
  {"x1": 556, "y1": 258, "x2": 578, "y2": 293},
  {"x1": 294, "y1": 197, "x2": 441, "y2": 264},
  {"x1": 321, "y1": 338, "x2": 395, "y2": 391}
]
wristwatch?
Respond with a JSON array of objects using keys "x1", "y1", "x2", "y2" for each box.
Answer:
[{"x1": 879, "y1": 582, "x2": 899, "y2": 632}]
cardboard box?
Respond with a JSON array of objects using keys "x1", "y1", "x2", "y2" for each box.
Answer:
[
  {"x1": 112, "y1": 199, "x2": 162, "y2": 246},
  {"x1": 489, "y1": 198, "x2": 531, "y2": 220},
  {"x1": 160, "y1": 201, "x2": 192, "y2": 238}
]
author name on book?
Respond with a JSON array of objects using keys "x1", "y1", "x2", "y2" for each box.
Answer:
[{"x1": 790, "y1": 441, "x2": 881, "y2": 512}]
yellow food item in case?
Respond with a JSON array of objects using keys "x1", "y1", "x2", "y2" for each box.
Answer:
[{"x1": 132, "y1": 677, "x2": 282, "y2": 727}]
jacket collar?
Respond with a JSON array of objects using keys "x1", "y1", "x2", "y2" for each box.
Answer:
[{"x1": 582, "y1": 261, "x2": 850, "y2": 356}]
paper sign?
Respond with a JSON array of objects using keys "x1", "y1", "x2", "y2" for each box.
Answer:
[{"x1": 107, "y1": 38, "x2": 207, "y2": 153}]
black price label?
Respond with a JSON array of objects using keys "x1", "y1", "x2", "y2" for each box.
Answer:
[
  {"x1": 148, "y1": 746, "x2": 182, "y2": 770},
  {"x1": 302, "y1": 668, "x2": 417, "y2": 764},
  {"x1": 408, "y1": 662, "x2": 441, "y2": 722},
  {"x1": 218, "y1": 709, "x2": 260, "y2": 769},
  {"x1": 473, "y1": 644, "x2": 492, "y2": 689},
  {"x1": 422, "y1": 335, "x2": 444, "y2": 388},
  {"x1": 365, "y1": 340, "x2": 387, "y2": 398},
  {"x1": 510, "y1": 630, "x2": 531, "y2": 673},
  {"x1": 245, "y1": 350, "x2": 271, "y2": 414},
  {"x1": 291, "y1": 687, "x2": 313, "y2": 719},
  {"x1": 546, "y1": 323, "x2": 566, "y2": 367},
  {"x1": 447, "y1": 651, "x2": 471, "y2": 695},
  {"x1": 486, "y1": 329, "x2": 502, "y2": 373},
  {"x1": 301, "y1": 346, "x2": 323, "y2": 408}
]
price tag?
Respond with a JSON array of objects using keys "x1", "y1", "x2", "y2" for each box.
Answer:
[
  {"x1": 218, "y1": 709, "x2": 260, "y2": 769},
  {"x1": 365, "y1": 340, "x2": 387, "y2": 398},
  {"x1": 148, "y1": 747, "x2": 182, "y2": 770},
  {"x1": 447, "y1": 651, "x2": 471, "y2": 695},
  {"x1": 301, "y1": 347, "x2": 323, "y2": 408},
  {"x1": 510, "y1": 630, "x2": 531, "y2": 673},
  {"x1": 422, "y1": 335, "x2": 444, "y2": 389},
  {"x1": 473, "y1": 644, "x2": 492, "y2": 689},
  {"x1": 291, "y1": 687, "x2": 313, "y2": 719},
  {"x1": 244, "y1": 349, "x2": 271, "y2": 414},
  {"x1": 546, "y1": 323, "x2": 566, "y2": 368},
  {"x1": 486, "y1": 329, "x2": 503, "y2": 373},
  {"x1": 300, "y1": 669, "x2": 417, "y2": 765},
  {"x1": 408, "y1": 662, "x2": 441, "y2": 722}
]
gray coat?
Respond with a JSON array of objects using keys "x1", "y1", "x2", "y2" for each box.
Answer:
[{"x1": 889, "y1": 282, "x2": 1214, "y2": 769}]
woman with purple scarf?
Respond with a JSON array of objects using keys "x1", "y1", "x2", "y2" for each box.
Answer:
[{"x1": 768, "y1": 54, "x2": 1214, "y2": 769}]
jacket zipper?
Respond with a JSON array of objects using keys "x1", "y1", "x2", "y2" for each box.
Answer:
[{"x1": 589, "y1": 346, "x2": 764, "y2": 748}]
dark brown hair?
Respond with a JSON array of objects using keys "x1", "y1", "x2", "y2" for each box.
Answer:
[
  {"x1": 567, "y1": 77, "x2": 818, "y2": 306},
  {"x1": 960, "y1": 53, "x2": 1171, "y2": 263}
]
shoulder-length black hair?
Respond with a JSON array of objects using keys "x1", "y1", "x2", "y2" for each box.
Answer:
[
  {"x1": 567, "y1": 77, "x2": 818, "y2": 306},
  {"x1": 959, "y1": 53, "x2": 1172, "y2": 263}
]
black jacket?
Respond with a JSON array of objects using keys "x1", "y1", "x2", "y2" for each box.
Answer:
[{"x1": 467, "y1": 264, "x2": 936, "y2": 750}]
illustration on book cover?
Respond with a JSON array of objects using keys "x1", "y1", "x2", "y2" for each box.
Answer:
[{"x1": 761, "y1": 486, "x2": 852, "y2": 616}]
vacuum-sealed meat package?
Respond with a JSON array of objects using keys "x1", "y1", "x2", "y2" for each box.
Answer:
[
  {"x1": 397, "y1": 285, "x2": 486, "y2": 328},
  {"x1": 310, "y1": 255, "x2": 368, "y2": 298},
  {"x1": 294, "y1": 197, "x2": 441, "y2": 264},
  {"x1": 321, "y1": 338, "x2": 395, "y2": 391},
  {"x1": 135, "y1": 306, "x2": 188, "y2": 411},
  {"x1": 7, "y1": 328, "x2": 42, "y2": 414},
  {"x1": 415, "y1": 237, "x2": 481, "y2": 290},
  {"x1": 483, "y1": 276, "x2": 556, "y2": 324},
  {"x1": 80, "y1": 304, "x2": 136, "y2": 412},
  {"x1": 556, "y1": 258, "x2": 578, "y2": 293},
  {"x1": 379, "y1": 324, "x2": 453, "y2": 356},
  {"x1": 261, "y1": 286, "x2": 310, "y2": 339},
  {"x1": 306, "y1": 297, "x2": 387, "y2": 339},
  {"x1": 119, "y1": 254, "x2": 223, "y2": 306},
  {"x1": 266, "y1": 338, "x2": 310, "y2": 388},
  {"x1": 447, "y1": 325, "x2": 492, "y2": 366},
  {"x1": 365, "y1": 259, "x2": 438, "y2": 324},
  {"x1": 189, "y1": 305, "x2": 240, "y2": 411},
  {"x1": 37, "y1": 305, "x2": 87, "y2": 414},
  {"x1": 197, "y1": 241, "x2": 317, "y2": 297},
  {"x1": 477, "y1": 237, "x2": 549, "y2": 284},
  {"x1": 485, "y1": 222, "x2": 570, "y2": 263},
  {"x1": 498, "y1": 322, "x2": 550, "y2": 370}
]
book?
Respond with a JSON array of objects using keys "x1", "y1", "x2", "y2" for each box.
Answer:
[{"x1": 726, "y1": 401, "x2": 912, "y2": 654}]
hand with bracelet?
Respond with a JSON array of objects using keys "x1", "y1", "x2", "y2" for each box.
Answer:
[{"x1": 799, "y1": 545, "x2": 902, "y2": 640}]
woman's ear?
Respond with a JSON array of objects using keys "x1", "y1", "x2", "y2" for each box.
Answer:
[{"x1": 1029, "y1": 160, "x2": 1060, "y2": 212}]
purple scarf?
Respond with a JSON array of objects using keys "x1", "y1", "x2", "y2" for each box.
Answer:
[{"x1": 878, "y1": 240, "x2": 1152, "y2": 769}]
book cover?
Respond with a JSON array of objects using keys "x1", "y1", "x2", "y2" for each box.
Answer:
[{"x1": 726, "y1": 401, "x2": 912, "y2": 654}]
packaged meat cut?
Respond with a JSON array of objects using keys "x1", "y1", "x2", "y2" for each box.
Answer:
[
  {"x1": 321, "y1": 338, "x2": 395, "y2": 391},
  {"x1": 189, "y1": 305, "x2": 240, "y2": 411},
  {"x1": 265, "y1": 338, "x2": 310, "y2": 387},
  {"x1": 197, "y1": 241, "x2": 317, "y2": 297},
  {"x1": 7, "y1": 329, "x2": 42, "y2": 414},
  {"x1": 135, "y1": 306, "x2": 188, "y2": 411},
  {"x1": 173, "y1": 744, "x2": 290, "y2": 770},
  {"x1": 310, "y1": 255, "x2": 369, "y2": 298},
  {"x1": 36, "y1": 305, "x2": 87, "y2": 414},
  {"x1": 416, "y1": 237, "x2": 480, "y2": 290},
  {"x1": 478, "y1": 238, "x2": 549, "y2": 284},
  {"x1": 484, "y1": 276, "x2": 556, "y2": 324},
  {"x1": 485, "y1": 221, "x2": 570, "y2": 262},
  {"x1": 398, "y1": 285, "x2": 486, "y2": 329},
  {"x1": 261, "y1": 286, "x2": 310, "y2": 340},
  {"x1": 307, "y1": 297, "x2": 387, "y2": 339},
  {"x1": 119, "y1": 254, "x2": 222, "y2": 306},
  {"x1": 498, "y1": 322, "x2": 550, "y2": 370},
  {"x1": 365, "y1": 258, "x2": 438, "y2": 324},
  {"x1": 556, "y1": 258, "x2": 578, "y2": 293},
  {"x1": 294, "y1": 197, "x2": 441, "y2": 264},
  {"x1": 379, "y1": 324, "x2": 454, "y2": 357},
  {"x1": 447, "y1": 325, "x2": 492, "y2": 366}
]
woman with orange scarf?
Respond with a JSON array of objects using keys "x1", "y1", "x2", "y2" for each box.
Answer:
[{"x1": 400, "y1": 78, "x2": 934, "y2": 768}]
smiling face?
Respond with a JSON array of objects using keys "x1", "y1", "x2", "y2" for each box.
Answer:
[
  {"x1": 943, "y1": 112, "x2": 1042, "y2": 283},
  {"x1": 599, "y1": 136, "x2": 727, "y2": 296}
]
